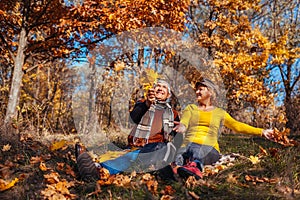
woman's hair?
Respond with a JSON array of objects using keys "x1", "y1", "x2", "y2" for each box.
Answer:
[{"x1": 195, "y1": 78, "x2": 218, "y2": 105}]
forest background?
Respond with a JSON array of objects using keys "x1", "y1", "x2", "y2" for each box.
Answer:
[{"x1": 0, "y1": 0, "x2": 299, "y2": 199}]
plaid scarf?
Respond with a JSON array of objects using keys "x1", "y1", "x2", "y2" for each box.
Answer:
[{"x1": 132, "y1": 101, "x2": 174, "y2": 144}]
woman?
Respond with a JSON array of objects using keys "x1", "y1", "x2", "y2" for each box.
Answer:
[{"x1": 173, "y1": 78, "x2": 274, "y2": 179}]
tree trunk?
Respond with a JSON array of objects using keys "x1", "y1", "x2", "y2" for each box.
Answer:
[{"x1": 4, "y1": 28, "x2": 27, "y2": 125}]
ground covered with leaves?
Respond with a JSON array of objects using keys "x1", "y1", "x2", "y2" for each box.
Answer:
[{"x1": 0, "y1": 132, "x2": 299, "y2": 200}]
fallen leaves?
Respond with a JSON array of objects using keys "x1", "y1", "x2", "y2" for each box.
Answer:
[
  {"x1": 244, "y1": 175, "x2": 279, "y2": 184},
  {"x1": 97, "y1": 169, "x2": 133, "y2": 188},
  {"x1": 39, "y1": 162, "x2": 49, "y2": 171},
  {"x1": 42, "y1": 172, "x2": 76, "y2": 199},
  {"x1": 0, "y1": 161, "x2": 15, "y2": 179},
  {"x1": 44, "y1": 172, "x2": 61, "y2": 184},
  {"x1": 185, "y1": 176, "x2": 199, "y2": 189},
  {"x1": 0, "y1": 178, "x2": 19, "y2": 192},
  {"x1": 112, "y1": 174, "x2": 131, "y2": 186},
  {"x1": 50, "y1": 140, "x2": 68, "y2": 151},
  {"x1": 30, "y1": 156, "x2": 44, "y2": 164},
  {"x1": 249, "y1": 155, "x2": 260, "y2": 164},
  {"x1": 160, "y1": 185, "x2": 175, "y2": 196},
  {"x1": 65, "y1": 164, "x2": 76, "y2": 178},
  {"x1": 141, "y1": 173, "x2": 158, "y2": 195},
  {"x1": 204, "y1": 164, "x2": 227, "y2": 176},
  {"x1": 2, "y1": 144, "x2": 11, "y2": 152},
  {"x1": 226, "y1": 173, "x2": 239, "y2": 184}
]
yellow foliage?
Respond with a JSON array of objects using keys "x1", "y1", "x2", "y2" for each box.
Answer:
[
  {"x1": 249, "y1": 155, "x2": 260, "y2": 164},
  {"x1": 1, "y1": 144, "x2": 11, "y2": 152},
  {"x1": 0, "y1": 178, "x2": 19, "y2": 192},
  {"x1": 139, "y1": 68, "x2": 160, "y2": 98},
  {"x1": 50, "y1": 140, "x2": 67, "y2": 151},
  {"x1": 39, "y1": 162, "x2": 49, "y2": 171}
]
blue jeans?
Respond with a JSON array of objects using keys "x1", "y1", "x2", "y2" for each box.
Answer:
[
  {"x1": 101, "y1": 142, "x2": 176, "y2": 174},
  {"x1": 176, "y1": 143, "x2": 221, "y2": 166}
]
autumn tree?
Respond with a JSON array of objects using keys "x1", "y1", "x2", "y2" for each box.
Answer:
[
  {"x1": 185, "y1": 0, "x2": 275, "y2": 127},
  {"x1": 20, "y1": 61, "x2": 76, "y2": 134},
  {"x1": 71, "y1": 0, "x2": 190, "y2": 129},
  {"x1": 0, "y1": 0, "x2": 78, "y2": 129},
  {"x1": 0, "y1": 0, "x2": 190, "y2": 141},
  {"x1": 251, "y1": 0, "x2": 300, "y2": 134}
]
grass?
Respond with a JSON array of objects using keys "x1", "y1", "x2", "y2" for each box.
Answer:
[{"x1": 0, "y1": 132, "x2": 299, "y2": 200}]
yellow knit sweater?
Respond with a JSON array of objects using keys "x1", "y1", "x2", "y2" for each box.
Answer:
[{"x1": 180, "y1": 104, "x2": 263, "y2": 152}]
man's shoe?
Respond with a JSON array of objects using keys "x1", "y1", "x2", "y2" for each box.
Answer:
[
  {"x1": 76, "y1": 151, "x2": 100, "y2": 181},
  {"x1": 177, "y1": 161, "x2": 203, "y2": 180},
  {"x1": 75, "y1": 142, "x2": 86, "y2": 159}
]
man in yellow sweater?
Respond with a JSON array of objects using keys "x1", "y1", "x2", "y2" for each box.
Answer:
[{"x1": 173, "y1": 78, "x2": 275, "y2": 179}]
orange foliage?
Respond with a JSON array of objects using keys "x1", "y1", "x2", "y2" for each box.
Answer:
[
  {"x1": 189, "y1": 0, "x2": 275, "y2": 119},
  {"x1": 272, "y1": 128, "x2": 299, "y2": 147}
]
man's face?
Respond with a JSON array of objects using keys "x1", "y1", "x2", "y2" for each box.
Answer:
[{"x1": 154, "y1": 82, "x2": 170, "y2": 101}]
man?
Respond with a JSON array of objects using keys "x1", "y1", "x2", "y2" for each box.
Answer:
[{"x1": 76, "y1": 79, "x2": 182, "y2": 181}]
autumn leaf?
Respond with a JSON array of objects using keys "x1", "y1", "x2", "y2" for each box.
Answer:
[
  {"x1": 245, "y1": 175, "x2": 279, "y2": 184},
  {"x1": 185, "y1": 176, "x2": 199, "y2": 189},
  {"x1": 41, "y1": 180, "x2": 76, "y2": 200},
  {"x1": 161, "y1": 185, "x2": 175, "y2": 195},
  {"x1": 65, "y1": 164, "x2": 76, "y2": 178},
  {"x1": 249, "y1": 155, "x2": 260, "y2": 164},
  {"x1": 55, "y1": 180, "x2": 71, "y2": 195},
  {"x1": 141, "y1": 173, "x2": 153, "y2": 182},
  {"x1": 112, "y1": 174, "x2": 131, "y2": 186},
  {"x1": 0, "y1": 178, "x2": 19, "y2": 192},
  {"x1": 39, "y1": 162, "x2": 49, "y2": 171},
  {"x1": 272, "y1": 128, "x2": 298, "y2": 147},
  {"x1": 2, "y1": 144, "x2": 11, "y2": 152},
  {"x1": 269, "y1": 148, "x2": 279, "y2": 158},
  {"x1": 50, "y1": 140, "x2": 67, "y2": 151},
  {"x1": 226, "y1": 173, "x2": 238, "y2": 184},
  {"x1": 114, "y1": 61, "x2": 126, "y2": 72},
  {"x1": 146, "y1": 68, "x2": 160, "y2": 84},
  {"x1": 259, "y1": 145, "x2": 268, "y2": 156},
  {"x1": 161, "y1": 195, "x2": 174, "y2": 200},
  {"x1": 146, "y1": 180, "x2": 158, "y2": 195},
  {"x1": 56, "y1": 162, "x2": 65, "y2": 171},
  {"x1": 99, "y1": 167, "x2": 111, "y2": 181},
  {"x1": 203, "y1": 164, "x2": 227, "y2": 176},
  {"x1": 44, "y1": 172, "x2": 60, "y2": 184},
  {"x1": 140, "y1": 68, "x2": 160, "y2": 97},
  {"x1": 30, "y1": 156, "x2": 44, "y2": 164},
  {"x1": 215, "y1": 164, "x2": 227, "y2": 171},
  {"x1": 97, "y1": 175, "x2": 115, "y2": 186}
]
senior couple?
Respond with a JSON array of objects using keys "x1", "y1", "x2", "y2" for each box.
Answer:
[{"x1": 76, "y1": 79, "x2": 275, "y2": 181}]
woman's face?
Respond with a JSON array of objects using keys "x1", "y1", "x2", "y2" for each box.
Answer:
[{"x1": 195, "y1": 85, "x2": 211, "y2": 103}]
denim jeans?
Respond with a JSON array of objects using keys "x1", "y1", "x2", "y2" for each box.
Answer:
[{"x1": 176, "y1": 143, "x2": 221, "y2": 166}]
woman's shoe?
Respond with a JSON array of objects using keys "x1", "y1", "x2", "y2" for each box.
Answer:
[{"x1": 177, "y1": 161, "x2": 203, "y2": 180}]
